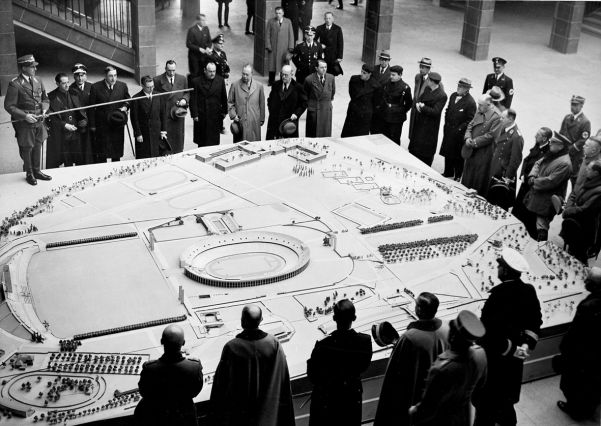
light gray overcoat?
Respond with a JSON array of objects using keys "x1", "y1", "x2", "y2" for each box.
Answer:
[
  {"x1": 228, "y1": 79, "x2": 265, "y2": 142},
  {"x1": 266, "y1": 17, "x2": 295, "y2": 73}
]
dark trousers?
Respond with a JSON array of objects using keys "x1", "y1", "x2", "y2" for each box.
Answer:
[
  {"x1": 217, "y1": 1, "x2": 229, "y2": 25},
  {"x1": 188, "y1": 53, "x2": 205, "y2": 78},
  {"x1": 413, "y1": 152, "x2": 434, "y2": 167},
  {"x1": 442, "y1": 157, "x2": 464, "y2": 179},
  {"x1": 19, "y1": 142, "x2": 43, "y2": 174},
  {"x1": 268, "y1": 72, "x2": 276, "y2": 85},
  {"x1": 474, "y1": 398, "x2": 517, "y2": 426},
  {"x1": 381, "y1": 121, "x2": 403, "y2": 145}
]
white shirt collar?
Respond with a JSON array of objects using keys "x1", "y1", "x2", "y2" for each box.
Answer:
[
  {"x1": 573, "y1": 110, "x2": 583, "y2": 119},
  {"x1": 496, "y1": 72, "x2": 504, "y2": 79},
  {"x1": 505, "y1": 122, "x2": 516, "y2": 132}
]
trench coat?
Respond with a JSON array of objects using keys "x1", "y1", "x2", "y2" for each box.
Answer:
[
  {"x1": 341, "y1": 75, "x2": 380, "y2": 137},
  {"x1": 266, "y1": 17, "x2": 295, "y2": 73},
  {"x1": 228, "y1": 79, "x2": 265, "y2": 142},
  {"x1": 89, "y1": 80, "x2": 130, "y2": 160},
  {"x1": 439, "y1": 92, "x2": 476, "y2": 160},
  {"x1": 460, "y1": 108, "x2": 501, "y2": 196},
  {"x1": 130, "y1": 90, "x2": 168, "y2": 159},
  {"x1": 46, "y1": 88, "x2": 86, "y2": 168},
  {"x1": 266, "y1": 78, "x2": 307, "y2": 140},
  {"x1": 69, "y1": 81, "x2": 93, "y2": 163},
  {"x1": 524, "y1": 150, "x2": 572, "y2": 217},
  {"x1": 153, "y1": 73, "x2": 189, "y2": 153},
  {"x1": 304, "y1": 72, "x2": 335, "y2": 137},
  {"x1": 190, "y1": 74, "x2": 227, "y2": 147},
  {"x1": 408, "y1": 86, "x2": 447, "y2": 164}
]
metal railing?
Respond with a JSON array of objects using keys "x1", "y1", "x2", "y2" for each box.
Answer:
[{"x1": 20, "y1": 0, "x2": 132, "y2": 47}]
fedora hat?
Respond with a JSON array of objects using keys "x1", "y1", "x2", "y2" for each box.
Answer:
[
  {"x1": 230, "y1": 120, "x2": 242, "y2": 136},
  {"x1": 279, "y1": 118, "x2": 297, "y2": 136},
  {"x1": 107, "y1": 109, "x2": 127, "y2": 127},
  {"x1": 371, "y1": 321, "x2": 399, "y2": 347},
  {"x1": 170, "y1": 105, "x2": 188, "y2": 120},
  {"x1": 487, "y1": 86, "x2": 505, "y2": 103}
]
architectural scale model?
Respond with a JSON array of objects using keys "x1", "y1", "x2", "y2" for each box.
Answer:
[{"x1": 0, "y1": 135, "x2": 587, "y2": 424}]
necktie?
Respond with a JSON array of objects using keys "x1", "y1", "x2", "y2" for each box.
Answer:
[
  {"x1": 381, "y1": 67, "x2": 385, "y2": 74},
  {"x1": 109, "y1": 85, "x2": 113, "y2": 93},
  {"x1": 321, "y1": 77, "x2": 325, "y2": 86},
  {"x1": 170, "y1": 78, "x2": 174, "y2": 86},
  {"x1": 279, "y1": 21, "x2": 282, "y2": 27},
  {"x1": 80, "y1": 84, "x2": 84, "y2": 91}
]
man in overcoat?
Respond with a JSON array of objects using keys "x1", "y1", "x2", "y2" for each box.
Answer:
[
  {"x1": 377, "y1": 65, "x2": 412, "y2": 145},
  {"x1": 47, "y1": 73, "x2": 87, "y2": 168},
  {"x1": 409, "y1": 57, "x2": 432, "y2": 140},
  {"x1": 524, "y1": 131, "x2": 572, "y2": 241},
  {"x1": 439, "y1": 78, "x2": 476, "y2": 180},
  {"x1": 186, "y1": 14, "x2": 212, "y2": 77},
  {"x1": 266, "y1": 7, "x2": 295, "y2": 86},
  {"x1": 190, "y1": 62, "x2": 227, "y2": 147},
  {"x1": 292, "y1": 26, "x2": 324, "y2": 86},
  {"x1": 315, "y1": 12, "x2": 343, "y2": 77},
  {"x1": 69, "y1": 63, "x2": 93, "y2": 164},
  {"x1": 560, "y1": 95, "x2": 591, "y2": 187},
  {"x1": 130, "y1": 76, "x2": 168, "y2": 159},
  {"x1": 556, "y1": 267, "x2": 601, "y2": 420},
  {"x1": 461, "y1": 95, "x2": 501, "y2": 196},
  {"x1": 228, "y1": 64, "x2": 265, "y2": 142},
  {"x1": 4, "y1": 54, "x2": 51, "y2": 185},
  {"x1": 210, "y1": 305, "x2": 295, "y2": 426},
  {"x1": 304, "y1": 59, "x2": 335, "y2": 137},
  {"x1": 266, "y1": 65, "x2": 307, "y2": 139},
  {"x1": 374, "y1": 293, "x2": 448, "y2": 426},
  {"x1": 474, "y1": 248, "x2": 542, "y2": 426},
  {"x1": 89, "y1": 65, "x2": 130, "y2": 163},
  {"x1": 487, "y1": 108, "x2": 523, "y2": 208},
  {"x1": 153, "y1": 60, "x2": 189, "y2": 154},
  {"x1": 370, "y1": 50, "x2": 392, "y2": 135},
  {"x1": 307, "y1": 299, "x2": 373, "y2": 426},
  {"x1": 408, "y1": 71, "x2": 447, "y2": 167},
  {"x1": 410, "y1": 310, "x2": 487, "y2": 426},
  {"x1": 282, "y1": 0, "x2": 300, "y2": 43},
  {"x1": 135, "y1": 325, "x2": 203, "y2": 426},
  {"x1": 341, "y1": 64, "x2": 380, "y2": 137},
  {"x1": 482, "y1": 57, "x2": 513, "y2": 109}
]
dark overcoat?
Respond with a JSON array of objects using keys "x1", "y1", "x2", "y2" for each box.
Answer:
[
  {"x1": 460, "y1": 108, "x2": 501, "y2": 196},
  {"x1": 314, "y1": 23, "x2": 344, "y2": 75},
  {"x1": 341, "y1": 75, "x2": 380, "y2": 137},
  {"x1": 153, "y1": 73, "x2": 189, "y2": 153},
  {"x1": 186, "y1": 25, "x2": 212, "y2": 76},
  {"x1": 130, "y1": 90, "x2": 168, "y2": 159},
  {"x1": 282, "y1": 0, "x2": 300, "y2": 42},
  {"x1": 483, "y1": 72, "x2": 514, "y2": 108},
  {"x1": 408, "y1": 72, "x2": 429, "y2": 139},
  {"x1": 89, "y1": 80, "x2": 130, "y2": 160},
  {"x1": 266, "y1": 79, "x2": 307, "y2": 139},
  {"x1": 380, "y1": 79, "x2": 412, "y2": 124},
  {"x1": 524, "y1": 150, "x2": 572, "y2": 217},
  {"x1": 408, "y1": 86, "x2": 448, "y2": 161},
  {"x1": 561, "y1": 173, "x2": 601, "y2": 252},
  {"x1": 374, "y1": 319, "x2": 448, "y2": 426},
  {"x1": 135, "y1": 353, "x2": 203, "y2": 426},
  {"x1": 478, "y1": 278, "x2": 542, "y2": 404},
  {"x1": 490, "y1": 124, "x2": 523, "y2": 181},
  {"x1": 304, "y1": 72, "x2": 335, "y2": 137},
  {"x1": 560, "y1": 112, "x2": 591, "y2": 180},
  {"x1": 307, "y1": 328, "x2": 373, "y2": 426},
  {"x1": 190, "y1": 74, "x2": 227, "y2": 147},
  {"x1": 46, "y1": 88, "x2": 86, "y2": 168},
  {"x1": 69, "y1": 81, "x2": 94, "y2": 163},
  {"x1": 372, "y1": 65, "x2": 391, "y2": 86},
  {"x1": 439, "y1": 92, "x2": 476, "y2": 160}
]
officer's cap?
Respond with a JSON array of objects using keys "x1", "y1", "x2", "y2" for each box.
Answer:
[
  {"x1": 389, "y1": 65, "x2": 403, "y2": 75},
  {"x1": 304, "y1": 26, "x2": 316, "y2": 35},
  {"x1": 418, "y1": 57, "x2": 432, "y2": 68},
  {"x1": 428, "y1": 72, "x2": 442, "y2": 83},
  {"x1": 452, "y1": 310, "x2": 485, "y2": 342},
  {"x1": 492, "y1": 57, "x2": 507, "y2": 66},
  {"x1": 17, "y1": 54, "x2": 39, "y2": 66},
  {"x1": 379, "y1": 50, "x2": 391, "y2": 61},
  {"x1": 570, "y1": 95, "x2": 585, "y2": 105},
  {"x1": 72, "y1": 63, "x2": 87, "y2": 74},
  {"x1": 549, "y1": 130, "x2": 572, "y2": 147},
  {"x1": 362, "y1": 63, "x2": 373, "y2": 74},
  {"x1": 458, "y1": 77, "x2": 472, "y2": 88},
  {"x1": 212, "y1": 34, "x2": 224, "y2": 44},
  {"x1": 496, "y1": 247, "x2": 529, "y2": 273}
]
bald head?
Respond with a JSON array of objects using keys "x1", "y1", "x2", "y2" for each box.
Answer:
[
  {"x1": 585, "y1": 267, "x2": 601, "y2": 293},
  {"x1": 241, "y1": 304, "x2": 263, "y2": 330},
  {"x1": 161, "y1": 324, "x2": 185, "y2": 353}
]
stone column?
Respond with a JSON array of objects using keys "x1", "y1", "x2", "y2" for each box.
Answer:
[
  {"x1": 254, "y1": 0, "x2": 281, "y2": 75},
  {"x1": 459, "y1": 0, "x2": 495, "y2": 61},
  {"x1": 361, "y1": 0, "x2": 394, "y2": 66},
  {"x1": 549, "y1": 1, "x2": 585, "y2": 54},
  {"x1": 131, "y1": 0, "x2": 156, "y2": 81},
  {"x1": 0, "y1": 1, "x2": 18, "y2": 96},
  {"x1": 182, "y1": 0, "x2": 200, "y2": 19}
]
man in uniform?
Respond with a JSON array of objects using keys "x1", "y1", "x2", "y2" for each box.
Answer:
[
  {"x1": 439, "y1": 78, "x2": 476, "y2": 180},
  {"x1": 410, "y1": 310, "x2": 487, "y2": 426},
  {"x1": 487, "y1": 108, "x2": 523, "y2": 210},
  {"x1": 207, "y1": 34, "x2": 230, "y2": 80},
  {"x1": 377, "y1": 65, "x2": 412, "y2": 145},
  {"x1": 153, "y1": 60, "x2": 189, "y2": 154},
  {"x1": 89, "y1": 65, "x2": 131, "y2": 163},
  {"x1": 210, "y1": 305, "x2": 295, "y2": 426},
  {"x1": 186, "y1": 14, "x2": 212, "y2": 78},
  {"x1": 47, "y1": 73, "x2": 87, "y2": 168},
  {"x1": 341, "y1": 64, "x2": 380, "y2": 137},
  {"x1": 304, "y1": 59, "x2": 335, "y2": 137},
  {"x1": 190, "y1": 62, "x2": 227, "y2": 147},
  {"x1": 409, "y1": 57, "x2": 432, "y2": 141},
  {"x1": 307, "y1": 299, "x2": 373, "y2": 426},
  {"x1": 69, "y1": 63, "x2": 94, "y2": 164},
  {"x1": 135, "y1": 324, "x2": 203, "y2": 426},
  {"x1": 482, "y1": 57, "x2": 513, "y2": 109},
  {"x1": 560, "y1": 95, "x2": 591, "y2": 187},
  {"x1": 315, "y1": 12, "x2": 344, "y2": 77},
  {"x1": 375, "y1": 293, "x2": 447, "y2": 426},
  {"x1": 474, "y1": 248, "x2": 542, "y2": 426},
  {"x1": 292, "y1": 26, "x2": 324, "y2": 86},
  {"x1": 370, "y1": 51, "x2": 392, "y2": 135},
  {"x1": 4, "y1": 54, "x2": 51, "y2": 185},
  {"x1": 266, "y1": 64, "x2": 307, "y2": 140}
]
